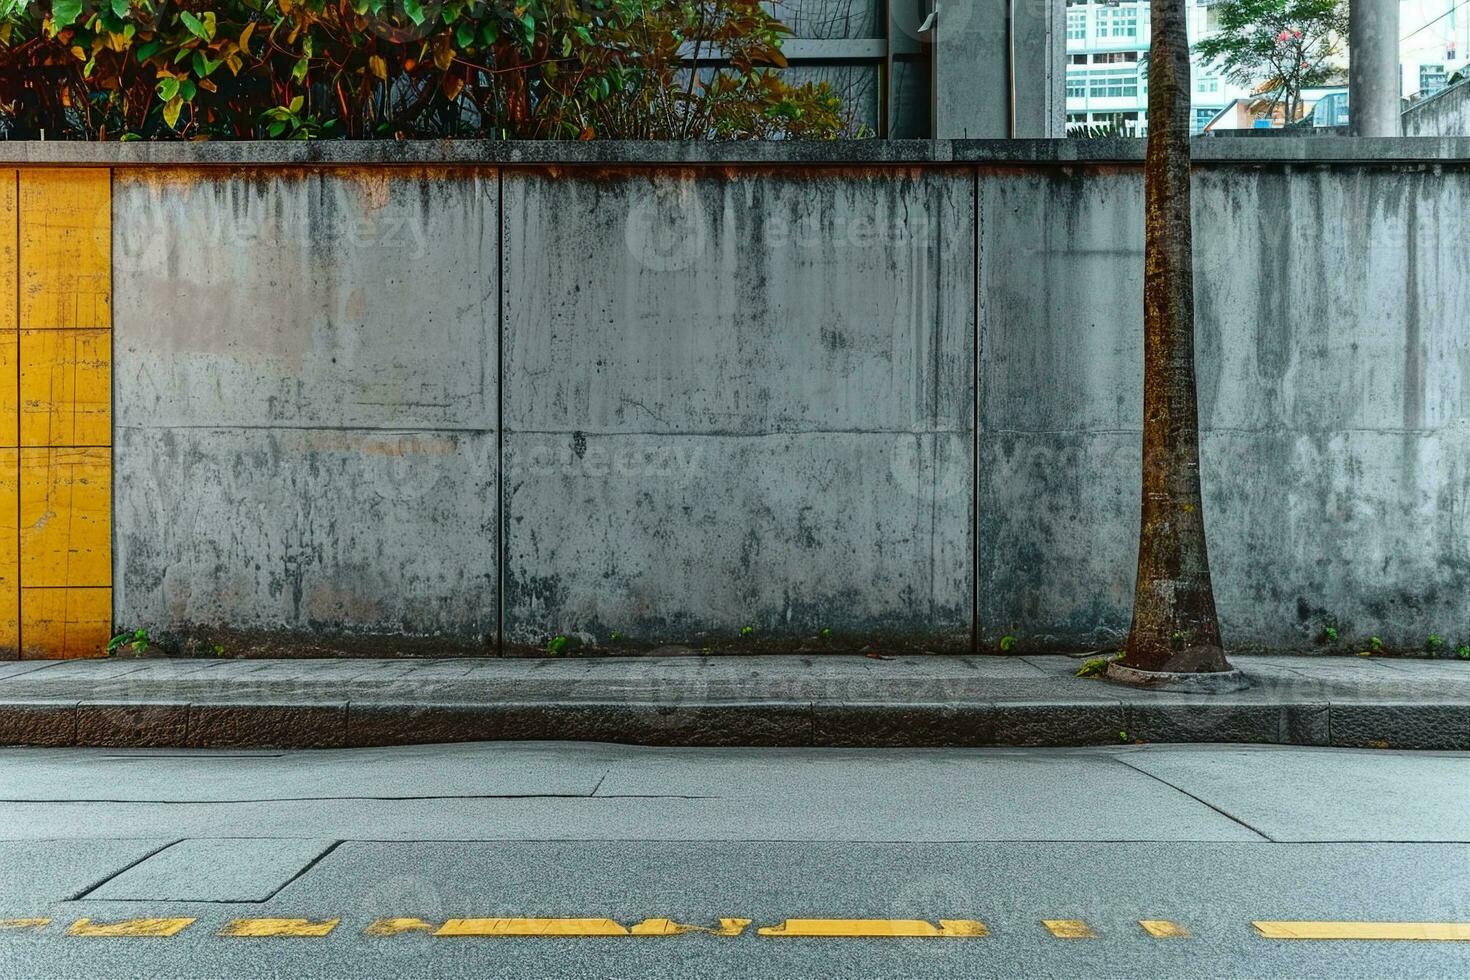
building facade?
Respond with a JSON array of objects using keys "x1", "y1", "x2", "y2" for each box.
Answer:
[
  {"x1": 1065, "y1": 0, "x2": 1246, "y2": 135},
  {"x1": 1401, "y1": 0, "x2": 1469, "y2": 101}
]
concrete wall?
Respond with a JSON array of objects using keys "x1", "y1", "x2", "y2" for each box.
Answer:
[
  {"x1": 10, "y1": 139, "x2": 1462, "y2": 656},
  {"x1": 980, "y1": 162, "x2": 1470, "y2": 652},
  {"x1": 1403, "y1": 79, "x2": 1470, "y2": 137}
]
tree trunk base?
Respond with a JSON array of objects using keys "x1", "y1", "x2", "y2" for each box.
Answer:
[
  {"x1": 1106, "y1": 660, "x2": 1249, "y2": 694},
  {"x1": 1119, "y1": 641, "x2": 1233, "y2": 675}
]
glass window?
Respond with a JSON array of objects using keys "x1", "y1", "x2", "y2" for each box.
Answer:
[{"x1": 1097, "y1": 7, "x2": 1139, "y2": 40}]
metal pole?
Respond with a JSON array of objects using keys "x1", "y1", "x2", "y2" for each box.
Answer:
[{"x1": 1007, "y1": 0, "x2": 1017, "y2": 138}]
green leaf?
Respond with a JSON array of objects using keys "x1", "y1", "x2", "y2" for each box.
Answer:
[
  {"x1": 179, "y1": 11, "x2": 209, "y2": 41},
  {"x1": 51, "y1": 0, "x2": 83, "y2": 28},
  {"x1": 134, "y1": 38, "x2": 162, "y2": 62},
  {"x1": 455, "y1": 22, "x2": 474, "y2": 48},
  {"x1": 110, "y1": 0, "x2": 128, "y2": 19},
  {"x1": 520, "y1": 11, "x2": 535, "y2": 45},
  {"x1": 156, "y1": 76, "x2": 179, "y2": 101},
  {"x1": 403, "y1": 0, "x2": 425, "y2": 26},
  {"x1": 288, "y1": 95, "x2": 304, "y2": 114},
  {"x1": 291, "y1": 56, "x2": 308, "y2": 82}
]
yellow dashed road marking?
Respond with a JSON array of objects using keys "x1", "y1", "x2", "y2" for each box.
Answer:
[
  {"x1": 629, "y1": 918, "x2": 752, "y2": 936},
  {"x1": 365, "y1": 918, "x2": 437, "y2": 936},
  {"x1": 1254, "y1": 921, "x2": 1470, "y2": 941},
  {"x1": 66, "y1": 918, "x2": 195, "y2": 937},
  {"x1": 757, "y1": 919, "x2": 987, "y2": 938},
  {"x1": 1140, "y1": 920, "x2": 1190, "y2": 938},
  {"x1": 220, "y1": 918, "x2": 340, "y2": 938},
  {"x1": 38, "y1": 913, "x2": 1470, "y2": 943},
  {"x1": 436, "y1": 918, "x2": 630, "y2": 937},
  {"x1": 1043, "y1": 919, "x2": 1097, "y2": 939}
]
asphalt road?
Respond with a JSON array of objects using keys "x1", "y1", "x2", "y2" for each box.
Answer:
[{"x1": 0, "y1": 742, "x2": 1467, "y2": 979}]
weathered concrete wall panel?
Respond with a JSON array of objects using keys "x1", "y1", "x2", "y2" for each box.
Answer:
[
  {"x1": 115, "y1": 428, "x2": 497, "y2": 650},
  {"x1": 114, "y1": 170, "x2": 497, "y2": 431},
  {"x1": 978, "y1": 164, "x2": 1470, "y2": 652},
  {"x1": 976, "y1": 170, "x2": 1145, "y2": 649},
  {"x1": 502, "y1": 168, "x2": 975, "y2": 648},
  {"x1": 113, "y1": 169, "x2": 498, "y2": 651},
  {"x1": 1194, "y1": 166, "x2": 1470, "y2": 650}
]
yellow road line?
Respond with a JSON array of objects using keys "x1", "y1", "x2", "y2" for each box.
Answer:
[
  {"x1": 66, "y1": 918, "x2": 195, "y2": 938},
  {"x1": 365, "y1": 918, "x2": 437, "y2": 936},
  {"x1": 757, "y1": 919, "x2": 987, "y2": 938},
  {"x1": 436, "y1": 918, "x2": 629, "y2": 937},
  {"x1": 1140, "y1": 920, "x2": 1190, "y2": 938},
  {"x1": 1254, "y1": 921, "x2": 1470, "y2": 941},
  {"x1": 1042, "y1": 919, "x2": 1097, "y2": 939},
  {"x1": 0, "y1": 918, "x2": 50, "y2": 932},
  {"x1": 219, "y1": 918, "x2": 340, "y2": 938},
  {"x1": 628, "y1": 918, "x2": 751, "y2": 936}
]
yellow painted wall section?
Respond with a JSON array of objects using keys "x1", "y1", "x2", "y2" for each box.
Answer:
[
  {"x1": 9, "y1": 169, "x2": 112, "y2": 659},
  {"x1": 0, "y1": 173, "x2": 16, "y2": 655}
]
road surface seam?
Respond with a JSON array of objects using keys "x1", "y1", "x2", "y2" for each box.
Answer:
[
  {"x1": 1112, "y1": 758, "x2": 1275, "y2": 841},
  {"x1": 66, "y1": 839, "x2": 183, "y2": 901}
]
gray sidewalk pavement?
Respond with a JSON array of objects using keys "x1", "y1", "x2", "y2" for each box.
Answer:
[{"x1": 1, "y1": 654, "x2": 1467, "y2": 750}]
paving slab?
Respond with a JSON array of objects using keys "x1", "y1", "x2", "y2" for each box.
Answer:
[
  {"x1": 1120, "y1": 744, "x2": 1470, "y2": 843},
  {"x1": 0, "y1": 746, "x2": 1265, "y2": 843},
  {"x1": 80, "y1": 838, "x2": 338, "y2": 902},
  {"x1": 0, "y1": 839, "x2": 174, "y2": 903},
  {"x1": 0, "y1": 742, "x2": 612, "y2": 802}
]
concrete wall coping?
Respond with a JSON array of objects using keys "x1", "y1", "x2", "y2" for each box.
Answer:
[
  {"x1": 1403, "y1": 77, "x2": 1470, "y2": 119},
  {"x1": 2, "y1": 137, "x2": 1468, "y2": 167}
]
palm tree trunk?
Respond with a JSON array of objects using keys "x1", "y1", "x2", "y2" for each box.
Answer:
[{"x1": 1120, "y1": 0, "x2": 1232, "y2": 674}]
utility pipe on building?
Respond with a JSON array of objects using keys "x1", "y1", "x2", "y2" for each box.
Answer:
[{"x1": 1349, "y1": 0, "x2": 1402, "y2": 136}]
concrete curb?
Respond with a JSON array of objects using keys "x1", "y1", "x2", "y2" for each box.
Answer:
[{"x1": 1, "y1": 696, "x2": 1464, "y2": 750}]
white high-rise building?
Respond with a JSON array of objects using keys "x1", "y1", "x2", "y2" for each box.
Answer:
[{"x1": 1065, "y1": 0, "x2": 1249, "y2": 136}]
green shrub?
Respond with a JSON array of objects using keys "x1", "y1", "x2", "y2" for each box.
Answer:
[{"x1": 0, "y1": 0, "x2": 848, "y2": 140}]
